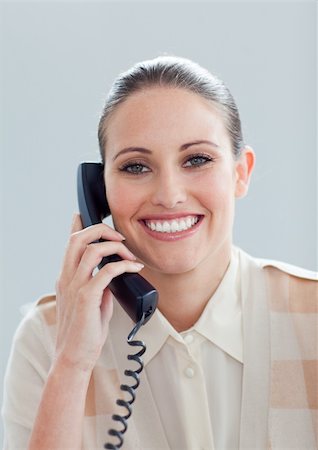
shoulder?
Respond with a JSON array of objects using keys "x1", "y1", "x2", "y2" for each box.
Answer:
[
  {"x1": 235, "y1": 246, "x2": 317, "y2": 282},
  {"x1": 17, "y1": 294, "x2": 57, "y2": 335},
  {"x1": 257, "y1": 257, "x2": 317, "y2": 282},
  {"x1": 12, "y1": 294, "x2": 57, "y2": 359},
  {"x1": 236, "y1": 246, "x2": 317, "y2": 312},
  {"x1": 34, "y1": 293, "x2": 57, "y2": 326}
]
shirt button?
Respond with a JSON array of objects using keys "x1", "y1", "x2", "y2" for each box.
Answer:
[
  {"x1": 184, "y1": 367, "x2": 195, "y2": 378},
  {"x1": 184, "y1": 334, "x2": 194, "y2": 344}
]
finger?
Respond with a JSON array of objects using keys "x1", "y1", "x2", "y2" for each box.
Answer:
[
  {"x1": 59, "y1": 222, "x2": 125, "y2": 284},
  {"x1": 100, "y1": 290, "x2": 114, "y2": 336},
  {"x1": 72, "y1": 241, "x2": 137, "y2": 286},
  {"x1": 59, "y1": 213, "x2": 84, "y2": 281},
  {"x1": 71, "y1": 213, "x2": 83, "y2": 233},
  {"x1": 78, "y1": 260, "x2": 144, "y2": 304},
  {"x1": 77, "y1": 223, "x2": 125, "y2": 242}
]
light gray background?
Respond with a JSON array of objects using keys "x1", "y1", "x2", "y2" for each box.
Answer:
[{"x1": 0, "y1": 0, "x2": 317, "y2": 445}]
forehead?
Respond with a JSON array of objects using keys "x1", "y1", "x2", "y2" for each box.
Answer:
[{"x1": 105, "y1": 87, "x2": 231, "y2": 154}]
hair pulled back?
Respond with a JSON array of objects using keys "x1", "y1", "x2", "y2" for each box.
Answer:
[{"x1": 98, "y1": 56, "x2": 244, "y2": 161}]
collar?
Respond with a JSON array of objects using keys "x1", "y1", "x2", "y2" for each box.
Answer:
[
  {"x1": 193, "y1": 246, "x2": 242, "y2": 362},
  {"x1": 137, "y1": 246, "x2": 243, "y2": 365}
]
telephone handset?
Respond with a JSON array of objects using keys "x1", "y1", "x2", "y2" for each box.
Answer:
[
  {"x1": 77, "y1": 162, "x2": 158, "y2": 449},
  {"x1": 77, "y1": 162, "x2": 158, "y2": 324}
]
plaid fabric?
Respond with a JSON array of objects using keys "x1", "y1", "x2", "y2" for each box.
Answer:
[
  {"x1": 239, "y1": 249, "x2": 317, "y2": 450},
  {"x1": 266, "y1": 266, "x2": 318, "y2": 449}
]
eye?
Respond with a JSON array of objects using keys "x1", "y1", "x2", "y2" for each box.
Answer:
[
  {"x1": 183, "y1": 154, "x2": 214, "y2": 168},
  {"x1": 119, "y1": 161, "x2": 151, "y2": 175}
]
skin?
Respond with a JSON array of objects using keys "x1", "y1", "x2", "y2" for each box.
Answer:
[{"x1": 104, "y1": 86, "x2": 255, "y2": 330}]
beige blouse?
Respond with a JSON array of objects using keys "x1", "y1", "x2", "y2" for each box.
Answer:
[{"x1": 2, "y1": 246, "x2": 317, "y2": 449}]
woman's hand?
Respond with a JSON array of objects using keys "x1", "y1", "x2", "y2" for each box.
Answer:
[{"x1": 54, "y1": 214, "x2": 143, "y2": 372}]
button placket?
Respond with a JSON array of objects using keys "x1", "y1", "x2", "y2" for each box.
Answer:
[
  {"x1": 175, "y1": 334, "x2": 215, "y2": 450},
  {"x1": 184, "y1": 366, "x2": 195, "y2": 378},
  {"x1": 184, "y1": 333, "x2": 194, "y2": 345}
]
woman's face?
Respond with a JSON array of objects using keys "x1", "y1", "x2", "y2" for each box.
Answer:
[{"x1": 104, "y1": 87, "x2": 251, "y2": 275}]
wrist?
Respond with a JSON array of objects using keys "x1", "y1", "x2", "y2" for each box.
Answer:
[{"x1": 51, "y1": 354, "x2": 95, "y2": 384}]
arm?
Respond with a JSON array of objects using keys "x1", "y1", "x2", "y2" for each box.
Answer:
[
  {"x1": 27, "y1": 358, "x2": 91, "y2": 450},
  {"x1": 3, "y1": 215, "x2": 143, "y2": 450}
]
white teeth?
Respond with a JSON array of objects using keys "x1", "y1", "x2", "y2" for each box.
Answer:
[
  {"x1": 162, "y1": 221, "x2": 170, "y2": 232},
  {"x1": 145, "y1": 216, "x2": 199, "y2": 233},
  {"x1": 171, "y1": 220, "x2": 179, "y2": 232}
]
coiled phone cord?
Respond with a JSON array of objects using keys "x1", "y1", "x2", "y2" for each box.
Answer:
[{"x1": 104, "y1": 313, "x2": 146, "y2": 450}]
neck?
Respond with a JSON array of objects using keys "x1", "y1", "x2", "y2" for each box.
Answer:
[{"x1": 142, "y1": 244, "x2": 232, "y2": 332}]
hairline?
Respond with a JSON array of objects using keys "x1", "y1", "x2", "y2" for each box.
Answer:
[{"x1": 98, "y1": 84, "x2": 238, "y2": 163}]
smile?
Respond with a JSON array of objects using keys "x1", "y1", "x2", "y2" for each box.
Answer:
[{"x1": 144, "y1": 215, "x2": 199, "y2": 233}]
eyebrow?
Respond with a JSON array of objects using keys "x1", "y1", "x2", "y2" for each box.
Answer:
[{"x1": 112, "y1": 140, "x2": 220, "y2": 161}]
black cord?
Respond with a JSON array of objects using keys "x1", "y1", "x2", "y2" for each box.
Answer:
[{"x1": 104, "y1": 313, "x2": 146, "y2": 450}]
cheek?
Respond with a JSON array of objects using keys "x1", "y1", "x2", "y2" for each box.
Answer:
[
  {"x1": 197, "y1": 168, "x2": 236, "y2": 210},
  {"x1": 106, "y1": 180, "x2": 143, "y2": 229}
]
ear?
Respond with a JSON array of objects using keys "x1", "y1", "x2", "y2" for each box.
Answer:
[{"x1": 234, "y1": 146, "x2": 255, "y2": 198}]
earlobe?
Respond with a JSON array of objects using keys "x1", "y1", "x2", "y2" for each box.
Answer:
[{"x1": 235, "y1": 146, "x2": 255, "y2": 198}]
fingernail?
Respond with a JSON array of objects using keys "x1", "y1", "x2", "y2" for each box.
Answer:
[{"x1": 133, "y1": 263, "x2": 144, "y2": 270}]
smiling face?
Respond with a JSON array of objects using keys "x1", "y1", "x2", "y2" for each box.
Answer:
[{"x1": 103, "y1": 86, "x2": 253, "y2": 275}]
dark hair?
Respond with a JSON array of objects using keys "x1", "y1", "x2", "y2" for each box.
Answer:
[{"x1": 98, "y1": 56, "x2": 244, "y2": 161}]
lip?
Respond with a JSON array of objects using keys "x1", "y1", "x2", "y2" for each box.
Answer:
[
  {"x1": 139, "y1": 212, "x2": 201, "y2": 221},
  {"x1": 138, "y1": 214, "x2": 204, "y2": 241}
]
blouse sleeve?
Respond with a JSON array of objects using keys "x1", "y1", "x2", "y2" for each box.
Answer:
[{"x1": 2, "y1": 304, "x2": 53, "y2": 450}]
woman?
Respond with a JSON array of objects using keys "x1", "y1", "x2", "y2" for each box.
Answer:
[{"x1": 2, "y1": 56, "x2": 317, "y2": 450}]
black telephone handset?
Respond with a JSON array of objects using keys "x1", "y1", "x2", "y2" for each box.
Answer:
[
  {"x1": 77, "y1": 162, "x2": 158, "y2": 324},
  {"x1": 78, "y1": 162, "x2": 158, "y2": 449}
]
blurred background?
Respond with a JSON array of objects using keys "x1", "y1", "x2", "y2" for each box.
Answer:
[{"x1": 0, "y1": 0, "x2": 317, "y2": 444}]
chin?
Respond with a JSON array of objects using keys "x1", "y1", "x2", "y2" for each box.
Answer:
[{"x1": 142, "y1": 254, "x2": 201, "y2": 276}]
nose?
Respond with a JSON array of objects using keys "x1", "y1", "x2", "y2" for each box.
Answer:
[{"x1": 151, "y1": 170, "x2": 187, "y2": 209}]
